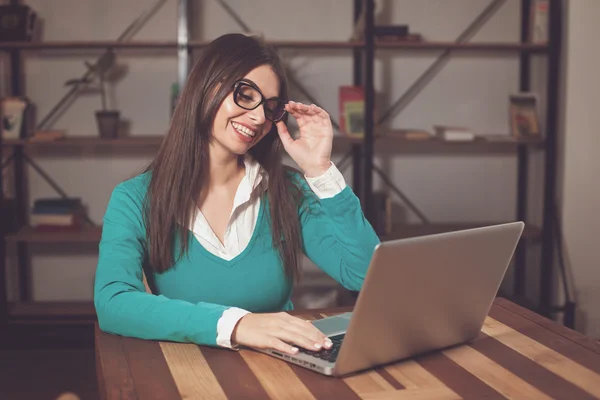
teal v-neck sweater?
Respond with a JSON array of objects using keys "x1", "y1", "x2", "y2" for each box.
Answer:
[{"x1": 94, "y1": 171, "x2": 380, "y2": 347}]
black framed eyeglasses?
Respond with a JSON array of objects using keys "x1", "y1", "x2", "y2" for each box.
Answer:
[{"x1": 232, "y1": 80, "x2": 287, "y2": 122}]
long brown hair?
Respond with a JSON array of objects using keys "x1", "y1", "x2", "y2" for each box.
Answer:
[{"x1": 143, "y1": 33, "x2": 303, "y2": 283}]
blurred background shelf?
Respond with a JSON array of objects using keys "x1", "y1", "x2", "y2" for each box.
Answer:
[
  {"x1": 5, "y1": 222, "x2": 539, "y2": 244},
  {"x1": 0, "y1": 40, "x2": 548, "y2": 52},
  {"x1": 3, "y1": 134, "x2": 544, "y2": 154},
  {"x1": 8, "y1": 302, "x2": 96, "y2": 324},
  {"x1": 6, "y1": 226, "x2": 103, "y2": 243}
]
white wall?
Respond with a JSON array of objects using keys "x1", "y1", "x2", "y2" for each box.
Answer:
[
  {"x1": 559, "y1": 0, "x2": 600, "y2": 339},
  {"x1": 3, "y1": 1, "x2": 555, "y2": 310}
]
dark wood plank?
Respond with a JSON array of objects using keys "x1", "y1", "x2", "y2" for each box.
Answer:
[
  {"x1": 374, "y1": 367, "x2": 405, "y2": 390},
  {"x1": 496, "y1": 297, "x2": 600, "y2": 355},
  {"x1": 201, "y1": 346, "x2": 270, "y2": 400},
  {"x1": 472, "y1": 332, "x2": 595, "y2": 400},
  {"x1": 123, "y1": 337, "x2": 181, "y2": 400},
  {"x1": 289, "y1": 364, "x2": 361, "y2": 400},
  {"x1": 489, "y1": 304, "x2": 600, "y2": 374},
  {"x1": 416, "y1": 352, "x2": 505, "y2": 400},
  {"x1": 94, "y1": 325, "x2": 138, "y2": 400},
  {"x1": 1, "y1": 348, "x2": 99, "y2": 400}
]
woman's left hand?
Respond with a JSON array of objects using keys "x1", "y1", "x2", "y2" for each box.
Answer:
[{"x1": 276, "y1": 101, "x2": 333, "y2": 177}]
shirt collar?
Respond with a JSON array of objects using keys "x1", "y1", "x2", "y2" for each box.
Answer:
[{"x1": 233, "y1": 155, "x2": 267, "y2": 208}]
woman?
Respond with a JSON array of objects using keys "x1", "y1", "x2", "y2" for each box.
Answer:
[{"x1": 94, "y1": 33, "x2": 380, "y2": 356}]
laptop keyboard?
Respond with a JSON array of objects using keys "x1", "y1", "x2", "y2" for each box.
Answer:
[{"x1": 299, "y1": 334, "x2": 345, "y2": 363}]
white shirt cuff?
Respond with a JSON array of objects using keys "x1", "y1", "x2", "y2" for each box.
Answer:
[
  {"x1": 305, "y1": 162, "x2": 347, "y2": 199},
  {"x1": 216, "y1": 307, "x2": 251, "y2": 349}
]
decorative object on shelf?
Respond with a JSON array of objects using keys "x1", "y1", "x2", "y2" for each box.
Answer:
[
  {"x1": 64, "y1": 49, "x2": 125, "y2": 138},
  {"x1": 1, "y1": 96, "x2": 30, "y2": 139},
  {"x1": 34, "y1": 0, "x2": 165, "y2": 133},
  {"x1": 509, "y1": 93, "x2": 540, "y2": 138},
  {"x1": 433, "y1": 125, "x2": 475, "y2": 142},
  {"x1": 529, "y1": 0, "x2": 549, "y2": 44},
  {"x1": 374, "y1": 25, "x2": 422, "y2": 43},
  {"x1": 30, "y1": 197, "x2": 84, "y2": 232},
  {"x1": 339, "y1": 86, "x2": 365, "y2": 138},
  {"x1": 0, "y1": 4, "x2": 39, "y2": 42}
]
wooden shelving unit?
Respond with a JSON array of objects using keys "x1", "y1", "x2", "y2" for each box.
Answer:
[{"x1": 0, "y1": 0, "x2": 563, "y2": 326}]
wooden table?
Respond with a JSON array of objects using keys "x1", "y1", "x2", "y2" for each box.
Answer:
[{"x1": 95, "y1": 298, "x2": 600, "y2": 399}]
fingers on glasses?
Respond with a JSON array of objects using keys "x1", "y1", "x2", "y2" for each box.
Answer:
[{"x1": 286, "y1": 101, "x2": 328, "y2": 119}]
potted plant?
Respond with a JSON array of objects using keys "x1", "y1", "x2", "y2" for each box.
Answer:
[{"x1": 65, "y1": 50, "x2": 122, "y2": 138}]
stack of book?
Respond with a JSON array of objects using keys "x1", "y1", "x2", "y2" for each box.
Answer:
[{"x1": 30, "y1": 197, "x2": 83, "y2": 231}]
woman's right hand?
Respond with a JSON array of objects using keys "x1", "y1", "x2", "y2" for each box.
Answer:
[{"x1": 231, "y1": 312, "x2": 333, "y2": 355}]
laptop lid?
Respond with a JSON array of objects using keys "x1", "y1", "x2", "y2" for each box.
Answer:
[{"x1": 332, "y1": 222, "x2": 524, "y2": 376}]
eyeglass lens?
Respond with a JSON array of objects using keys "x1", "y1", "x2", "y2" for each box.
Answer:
[{"x1": 235, "y1": 83, "x2": 286, "y2": 122}]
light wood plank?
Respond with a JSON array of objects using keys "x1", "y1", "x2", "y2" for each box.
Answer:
[
  {"x1": 384, "y1": 360, "x2": 449, "y2": 390},
  {"x1": 240, "y1": 350, "x2": 316, "y2": 400},
  {"x1": 483, "y1": 316, "x2": 600, "y2": 398},
  {"x1": 160, "y1": 342, "x2": 227, "y2": 400},
  {"x1": 362, "y1": 387, "x2": 462, "y2": 400},
  {"x1": 444, "y1": 345, "x2": 553, "y2": 400},
  {"x1": 343, "y1": 370, "x2": 397, "y2": 396}
]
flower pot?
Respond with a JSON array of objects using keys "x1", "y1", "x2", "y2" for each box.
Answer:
[{"x1": 95, "y1": 110, "x2": 120, "y2": 138}]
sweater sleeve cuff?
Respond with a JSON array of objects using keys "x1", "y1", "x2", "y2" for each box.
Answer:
[
  {"x1": 216, "y1": 307, "x2": 251, "y2": 349},
  {"x1": 304, "y1": 162, "x2": 347, "y2": 199}
]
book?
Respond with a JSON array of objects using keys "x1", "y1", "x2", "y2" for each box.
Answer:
[
  {"x1": 339, "y1": 86, "x2": 365, "y2": 138},
  {"x1": 509, "y1": 93, "x2": 540, "y2": 138}
]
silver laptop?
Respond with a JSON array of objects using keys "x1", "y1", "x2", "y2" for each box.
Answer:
[{"x1": 259, "y1": 221, "x2": 524, "y2": 376}]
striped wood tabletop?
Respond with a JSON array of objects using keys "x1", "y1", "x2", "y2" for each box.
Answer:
[{"x1": 95, "y1": 298, "x2": 600, "y2": 399}]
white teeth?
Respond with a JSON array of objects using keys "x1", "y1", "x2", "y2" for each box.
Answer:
[{"x1": 232, "y1": 122, "x2": 256, "y2": 138}]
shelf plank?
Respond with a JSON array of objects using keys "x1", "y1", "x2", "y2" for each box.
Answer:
[
  {"x1": 381, "y1": 222, "x2": 541, "y2": 241},
  {"x1": 375, "y1": 41, "x2": 547, "y2": 52},
  {"x1": 334, "y1": 135, "x2": 544, "y2": 153},
  {"x1": 8, "y1": 301, "x2": 96, "y2": 322},
  {"x1": 6, "y1": 226, "x2": 102, "y2": 243},
  {"x1": 3, "y1": 135, "x2": 165, "y2": 148},
  {"x1": 3, "y1": 135, "x2": 543, "y2": 154},
  {"x1": 6, "y1": 223, "x2": 540, "y2": 244},
  {"x1": 0, "y1": 41, "x2": 179, "y2": 50},
  {"x1": 0, "y1": 40, "x2": 547, "y2": 53}
]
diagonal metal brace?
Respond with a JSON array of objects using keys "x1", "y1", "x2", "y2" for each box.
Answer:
[
  {"x1": 37, "y1": 0, "x2": 167, "y2": 130},
  {"x1": 1, "y1": 151, "x2": 15, "y2": 170},
  {"x1": 378, "y1": 0, "x2": 507, "y2": 124},
  {"x1": 213, "y1": 0, "x2": 340, "y2": 131},
  {"x1": 372, "y1": 162, "x2": 430, "y2": 224},
  {"x1": 21, "y1": 153, "x2": 97, "y2": 227}
]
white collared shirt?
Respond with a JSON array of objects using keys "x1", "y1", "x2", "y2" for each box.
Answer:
[{"x1": 188, "y1": 157, "x2": 347, "y2": 348}]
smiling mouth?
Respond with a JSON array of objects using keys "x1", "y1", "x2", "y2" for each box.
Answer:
[{"x1": 231, "y1": 122, "x2": 257, "y2": 139}]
